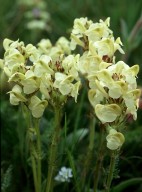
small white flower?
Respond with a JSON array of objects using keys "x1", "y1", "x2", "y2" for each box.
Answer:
[{"x1": 54, "y1": 167, "x2": 73, "y2": 182}]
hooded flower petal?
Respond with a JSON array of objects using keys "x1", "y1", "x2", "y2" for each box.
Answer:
[
  {"x1": 28, "y1": 96, "x2": 48, "y2": 118},
  {"x1": 21, "y1": 70, "x2": 40, "y2": 94},
  {"x1": 106, "y1": 129, "x2": 125, "y2": 150},
  {"x1": 88, "y1": 89, "x2": 104, "y2": 108},
  {"x1": 9, "y1": 85, "x2": 27, "y2": 105},
  {"x1": 95, "y1": 104, "x2": 121, "y2": 123}
]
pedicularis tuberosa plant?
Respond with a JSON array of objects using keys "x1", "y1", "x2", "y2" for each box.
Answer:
[{"x1": 0, "y1": 17, "x2": 141, "y2": 192}]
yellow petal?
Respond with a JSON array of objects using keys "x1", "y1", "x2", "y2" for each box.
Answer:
[
  {"x1": 88, "y1": 89, "x2": 104, "y2": 107},
  {"x1": 97, "y1": 69, "x2": 113, "y2": 83},
  {"x1": 129, "y1": 65, "x2": 139, "y2": 76},
  {"x1": 95, "y1": 104, "x2": 121, "y2": 123},
  {"x1": 95, "y1": 80, "x2": 108, "y2": 98},
  {"x1": 71, "y1": 34, "x2": 85, "y2": 48},
  {"x1": 106, "y1": 129, "x2": 125, "y2": 150},
  {"x1": 3, "y1": 38, "x2": 13, "y2": 50},
  {"x1": 29, "y1": 96, "x2": 48, "y2": 118},
  {"x1": 71, "y1": 81, "x2": 81, "y2": 102},
  {"x1": 22, "y1": 78, "x2": 39, "y2": 94}
]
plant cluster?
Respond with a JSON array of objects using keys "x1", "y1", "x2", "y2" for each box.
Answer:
[{"x1": 0, "y1": 17, "x2": 141, "y2": 192}]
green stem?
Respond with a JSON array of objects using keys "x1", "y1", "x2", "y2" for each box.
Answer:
[
  {"x1": 94, "y1": 126, "x2": 105, "y2": 192},
  {"x1": 34, "y1": 119, "x2": 42, "y2": 192},
  {"x1": 105, "y1": 151, "x2": 117, "y2": 192},
  {"x1": 72, "y1": 89, "x2": 86, "y2": 152},
  {"x1": 82, "y1": 117, "x2": 95, "y2": 188},
  {"x1": 24, "y1": 106, "x2": 39, "y2": 192},
  {"x1": 67, "y1": 150, "x2": 81, "y2": 192},
  {"x1": 74, "y1": 89, "x2": 86, "y2": 131},
  {"x1": 46, "y1": 107, "x2": 62, "y2": 192},
  {"x1": 30, "y1": 145, "x2": 38, "y2": 192}
]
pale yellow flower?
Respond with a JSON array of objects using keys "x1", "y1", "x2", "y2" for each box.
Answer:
[
  {"x1": 3, "y1": 39, "x2": 24, "y2": 51},
  {"x1": 72, "y1": 17, "x2": 91, "y2": 35},
  {"x1": 9, "y1": 84, "x2": 27, "y2": 105},
  {"x1": 4, "y1": 48, "x2": 25, "y2": 71},
  {"x1": 54, "y1": 73, "x2": 74, "y2": 95},
  {"x1": 8, "y1": 72, "x2": 25, "y2": 83},
  {"x1": 25, "y1": 44, "x2": 40, "y2": 62},
  {"x1": 88, "y1": 89, "x2": 104, "y2": 108},
  {"x1": 77, "y1": 52, "x2": 101, "y2": 75},
  {"x1": 28, "y1": 96, "x2": 48, "y2": 118},
  {"x1": 3, "y1": 38, "x2": 14, "y2": 50},
  {"x1": 53, "y1": 72, "x2": 80, "y2": 101},
  {"x1": 70, "y1": 34, "x2": 85, "y2": 50},
  {"x1": 40, "y1": 74, "x2": 52, "y2": 99},
  {"x1": 89, "y1": 62, "x2": 139, "y2": 99},
  {"x1": 70, "y1": 17, "x2": 92, "y2": 50},
  {"x1": 107, "y1": 61, "x2": 139, "y2": 86},
  {"x1": 106, "y1": 129, "x2": 125, "y2": 150},
  {"x1": 33, "y1": 55, "x2": 53, "y2": 77},
  {"x1": 85, "y1": 17, "x2": 112, "y2": 42},
  {"x1": 95, "y1": 104, "x2": 121, "y2": 123},
  {"x1": 94, "y1": 37, "x2": 124, "y2": 59},
  {"x1": 38, "y1": 37, "x2": 71, "y2": 60},
  {"x1": 88, "y1": 61, "x2": 140, "y2": 121},
  {"x1": 62, "y1": 54, "x2": 79, "y2": 79},
  {"x1": 38, "y1": 39, "x2": 52, "y2": 54},
  {"x1": 123, "y1": 89, "x2": 141, "y2": 120},
  {"x1": 71, "y1": 81, "x2": 81, "y2": 102},
  {"x1": 21, "y1": 70, "x2": 40, "y2": 94},
  {"x1": 56, "y1": 37, "x2": 71, "y2": 55}
]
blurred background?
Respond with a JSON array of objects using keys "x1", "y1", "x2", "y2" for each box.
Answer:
[{"x1": 0, "y1": 0, "x2": 142, "y2": 191}]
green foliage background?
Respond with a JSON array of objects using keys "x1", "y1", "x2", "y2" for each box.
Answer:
[{"x1": 0, "y1": 0, "x2": 142, "y2": 191}]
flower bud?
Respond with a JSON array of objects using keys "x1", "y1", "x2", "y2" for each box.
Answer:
[{"x1": 106, "y1": 129, "x2": 125, "y2": 150}]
